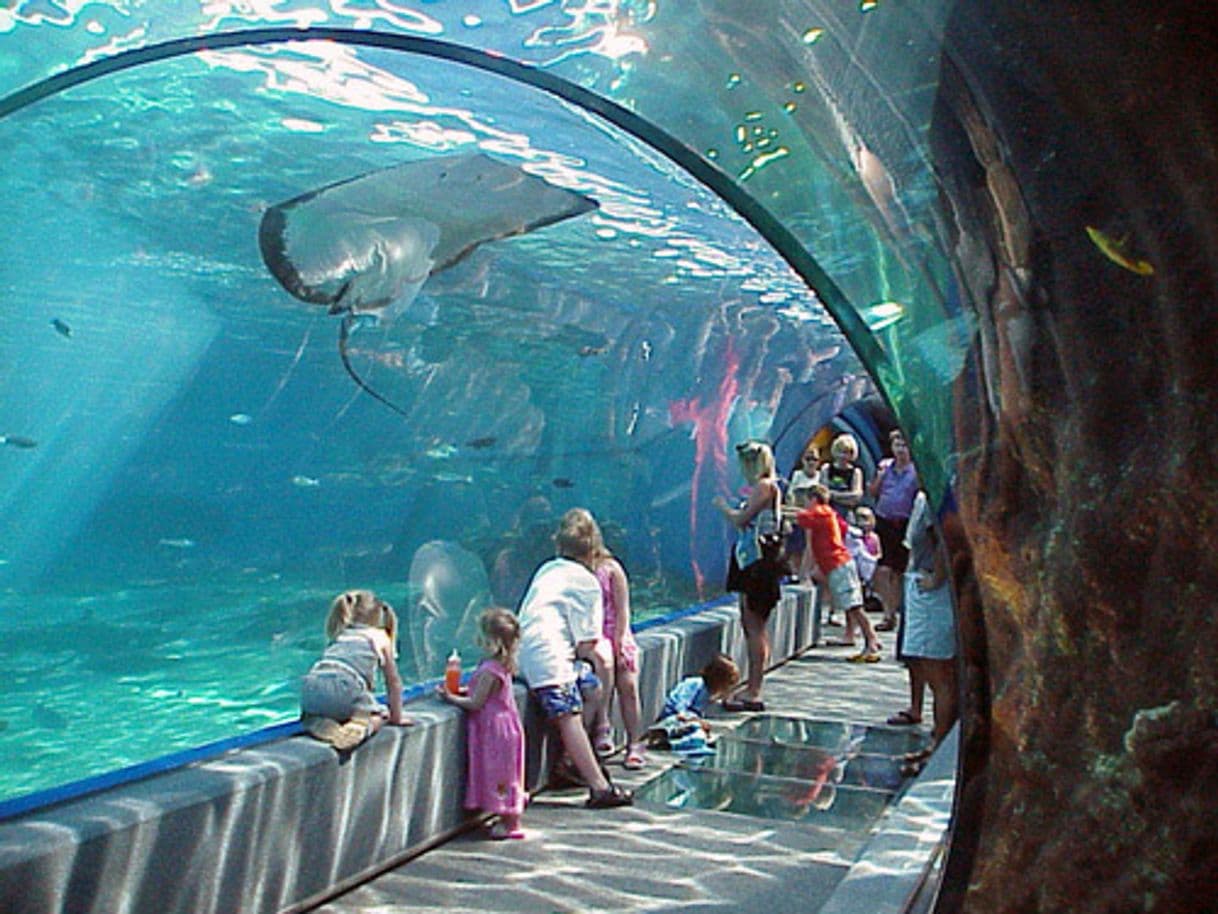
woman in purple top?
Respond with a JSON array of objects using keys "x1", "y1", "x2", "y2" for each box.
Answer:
[{"x1": 868, "y1": 429, "x2": 918, "y2": 631}]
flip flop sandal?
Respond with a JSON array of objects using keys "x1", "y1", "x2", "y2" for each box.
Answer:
[
  {"x1": 489, "y1": 823, "x2": 527, "y2": 840},
  {"x1": 593, "y1": 727, "x2": 615, "y2": 757},
  {"x1": 886, "y1": 710, "x2": 922, "y2": 726},
  {"x1": 586, "y1": 785, "x2": 634, "y2": 809},
  {"x1": 623, "y1": 745, "x2": 647, "y2": 770}
]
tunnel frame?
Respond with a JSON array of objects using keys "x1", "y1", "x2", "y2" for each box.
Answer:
[{"x1": 0, "y1": 25, "x2": 964, "y2": 909}]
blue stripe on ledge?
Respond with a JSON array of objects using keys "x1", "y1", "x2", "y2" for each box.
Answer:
[{"x1": 0, "y1": 595, "x2": 736, "y2": 823}]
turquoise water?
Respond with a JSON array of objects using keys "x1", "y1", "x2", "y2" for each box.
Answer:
[
  {"x1": 0, "y1": 2, "x2": 974, "y2": 808},
  {"x1": 0, "y1": 571, "x2": 698, "y2": 801}
]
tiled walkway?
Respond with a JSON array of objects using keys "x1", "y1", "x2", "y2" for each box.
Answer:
[{"x1": 314, "y1": 642, "x2": 952, "y2": 914}]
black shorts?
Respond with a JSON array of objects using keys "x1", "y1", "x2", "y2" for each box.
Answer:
[
  {"x1": 726, "y1": 550, "x2": 783, "y2": 620},
  {"x1": 875, "y1": 515, "x2": 910, "y2": 571}
]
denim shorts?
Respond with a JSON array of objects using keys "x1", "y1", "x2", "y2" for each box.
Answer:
[
  {"x1": 532, "y1": 681, "x2": 585, "y2": 719},
  {"x1": 532, "y1": 661, "x2": 601, "y2": 720}
]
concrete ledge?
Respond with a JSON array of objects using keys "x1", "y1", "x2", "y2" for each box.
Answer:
[
  {"x1": 0, "y1": 587, "x2": 817, "y2": 914},
  {"x1": 818, "y1": 724, "x2": 959, "y2": 914}
]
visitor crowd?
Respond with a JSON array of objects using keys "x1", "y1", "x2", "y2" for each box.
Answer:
[{"x1": 297, "y1": 425, "x2": 957, "y2": 838}]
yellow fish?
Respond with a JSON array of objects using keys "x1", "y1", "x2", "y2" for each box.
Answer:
[{"x1": 1085, "y1": 226, "x2": 1155, "y2": 276}]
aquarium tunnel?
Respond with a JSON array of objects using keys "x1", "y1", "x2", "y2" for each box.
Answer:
[{"x1": 1, "y1": 2, "x2": 1215, "y2": 913}]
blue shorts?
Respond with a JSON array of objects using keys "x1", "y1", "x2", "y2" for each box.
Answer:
[{"x1": 532, "y1": 663, "x2": 601, "y2": 720}]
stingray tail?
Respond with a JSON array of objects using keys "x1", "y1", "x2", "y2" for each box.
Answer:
[{"x1": 338, "y1": 314, "x2": 411, "y2": 418}]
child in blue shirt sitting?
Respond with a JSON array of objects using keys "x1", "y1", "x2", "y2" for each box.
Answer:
[{"x1": 648, "y1": 654, "x2": 740, "y2": 756}]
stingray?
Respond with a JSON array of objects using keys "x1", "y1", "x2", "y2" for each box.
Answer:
[
  {"x1": 259, "y1": 152, "x2": 598, "y2": 415},
  {"x1": 402, "y1": 540, "x2": 490, "y2": 680}
]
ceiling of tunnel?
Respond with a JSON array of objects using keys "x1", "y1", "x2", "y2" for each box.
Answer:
[
  {"x1": 0, "y1": 0, "x2": 967, "y2": 494},
  {"x1": 0, "y1": 0, "x2": 978, "y2": 808},
  {"x1": 0, "y1": 9, "x2": 892, "y2": 593}
]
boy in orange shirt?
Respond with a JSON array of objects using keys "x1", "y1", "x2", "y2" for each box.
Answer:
[{"x1": 795, "y1": 484, "x2": 883, "y2": 662}]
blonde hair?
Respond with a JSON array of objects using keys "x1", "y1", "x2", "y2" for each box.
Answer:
[
  {"x1": 735, "y1": 440, "x2": 776, "y2": 482},
  {"x1": 830, "y1": 433, "x2": 858, "y2": 462},
  {"x1": 325, "y1": 589, "x2": 396, "y2": 644},
  {"x1": 554, "y1": 507, "x2": 599, "y2": 561},
  {"x1": 478, "y1": 607, "x2": 521, "y2": 674},
  {"x1": 810, "y1": 483, "x2": 832, "y2": 504},
  {"x1": 856, "y1": 506, "x2": 876, "y2": 525}
]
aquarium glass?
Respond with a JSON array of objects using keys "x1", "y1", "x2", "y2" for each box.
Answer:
[{"x1": 0, "y1": 1, "x2": 967, "y2": 804}]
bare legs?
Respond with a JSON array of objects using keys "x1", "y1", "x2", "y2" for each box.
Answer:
[
  {"x1": 554, "y1": 713, "x2": 611, "y2": 793},
  {"x1": 908, "y1": 660, "x2": 928, "y2": 721},
  {"x1": 921, "y1": 658, "x2": 958, "y2": 745},
  {"x1": 614, "y1": 663, "x2": 645, "y2": 747},
  {"x1": 740, "y1": 598, "x2": 771, "y2": 702},
  {"x1": 899, "y1": 658, "x2": 956, "y2": 743},
  {"x1": 846, "y1": 605, "x2": 882, "y2": 655},
  {"x1": 873, "y1": 565, "x2": 901, "y2": 629}
]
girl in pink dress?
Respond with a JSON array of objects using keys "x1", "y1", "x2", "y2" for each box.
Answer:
[{"x1": 438, "y1": 608, "x2": 526, "y2": 839}]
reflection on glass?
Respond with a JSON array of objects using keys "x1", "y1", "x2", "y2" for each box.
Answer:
[
  {"x1": 635, "y1": 716, "x2": 922, "y2": 833},
  {"x1": 731, "y1": 715, "x2": 928, "y2": 757}
]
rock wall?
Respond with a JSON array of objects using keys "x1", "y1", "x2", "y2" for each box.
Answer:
[{"x1": 932, "y1": 4, "x2": 1218, "y2": 911}]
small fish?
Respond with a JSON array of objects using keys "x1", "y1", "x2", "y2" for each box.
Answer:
[
  {"x1": 465, "y1": 436, "x2": 497, "y2": 449},
  {"x1": 625, "y1": 402, "x2": 640, "y2": 437},
  {"x1": 649, "y1": 479, "x2": 692, "y2": 509},
  {"x1": 552, "y1": 477, "x2": 575, "y2": 489},
  {"x1": 0, "y1": 434, "x2": 38, "y2": 449},
  {"x1": 862, "y1": 301, "x2": 905, "y2": 332},
  {"x1": 1085, "y1": 226, "x2": 1155, "y2": 276},
  {"x1": 666, "y1": 789, "x2": 692, "y2": 809},
  {"x1": 291, "y1": 475, "x2": 321, "y2": 488},
  {"x1": 425, "y1": 444, "x2": 458, "y2": 460},
  {"x1": 433, "y1": 472, "x2": 474, "y2": 484},
  {"x1": 34, "y1": 705, "x2": 68, "y2": 731},
  {"x1": 158, "y1": 538, "x2": 196, "y2": 549},
  {"x1": 51, "y1": 318, "x2": 72, "y2": 338},
  {"x1": 578, "y1": 344, "x2": 608, "y2": 357},
  {"x1": 229, "y1": 413, "x2": 253, "y2": 426}
]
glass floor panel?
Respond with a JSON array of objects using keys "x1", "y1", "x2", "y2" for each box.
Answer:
[
  {"x1": 634, "y1": 716, "x2": 926, "y2": 831},
  {"x1": 706, "y1": 738, "x2": 907, "y2": 793},
  {"x1": 730, "y1": 715, "x2": 928, "y2": 757},
  {"x1": 633, "y1": 764, "x2": 892, "y2": 833}
]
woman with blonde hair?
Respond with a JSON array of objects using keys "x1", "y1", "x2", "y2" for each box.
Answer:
[{"x1": 713, "y1": 440, "x2": 786, "y2": 712}]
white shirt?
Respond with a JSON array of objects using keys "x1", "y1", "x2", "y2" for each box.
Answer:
[
  {"x1": 787, "y1": 468, "x2": 817, "y2": 505},
  {"x1": 516, "y1": 557, "x2": 604, "y2": 689}
]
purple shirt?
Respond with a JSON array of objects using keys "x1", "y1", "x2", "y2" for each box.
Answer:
[{"x1": 874, "y1": 459, "x2": 918, "y2": 521}]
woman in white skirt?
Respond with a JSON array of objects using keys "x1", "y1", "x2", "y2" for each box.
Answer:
[{"x1": 890, "y1": 491, "x2": 958, "y2": 771}]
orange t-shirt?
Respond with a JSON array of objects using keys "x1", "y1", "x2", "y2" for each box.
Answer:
[{"x1": 796, "y1": 502, "x2": 851, "y2": 572}]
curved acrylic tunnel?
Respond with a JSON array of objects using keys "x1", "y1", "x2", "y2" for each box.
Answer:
[{"x1": 1, "y1": 3, "x2": 1216, "y2": 913}]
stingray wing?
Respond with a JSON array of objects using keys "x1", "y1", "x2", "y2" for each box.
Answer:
[{"x1": 259, "y1": 152, "x2": 599, "y2": 315}]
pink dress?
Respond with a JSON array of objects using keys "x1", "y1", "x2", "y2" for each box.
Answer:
[
  {"x1": 465, "y1": 659, "x2": 525, "y2": 815},
  {"x1": 596, "y1": 561, "x2": 640, "y2": 672}
]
